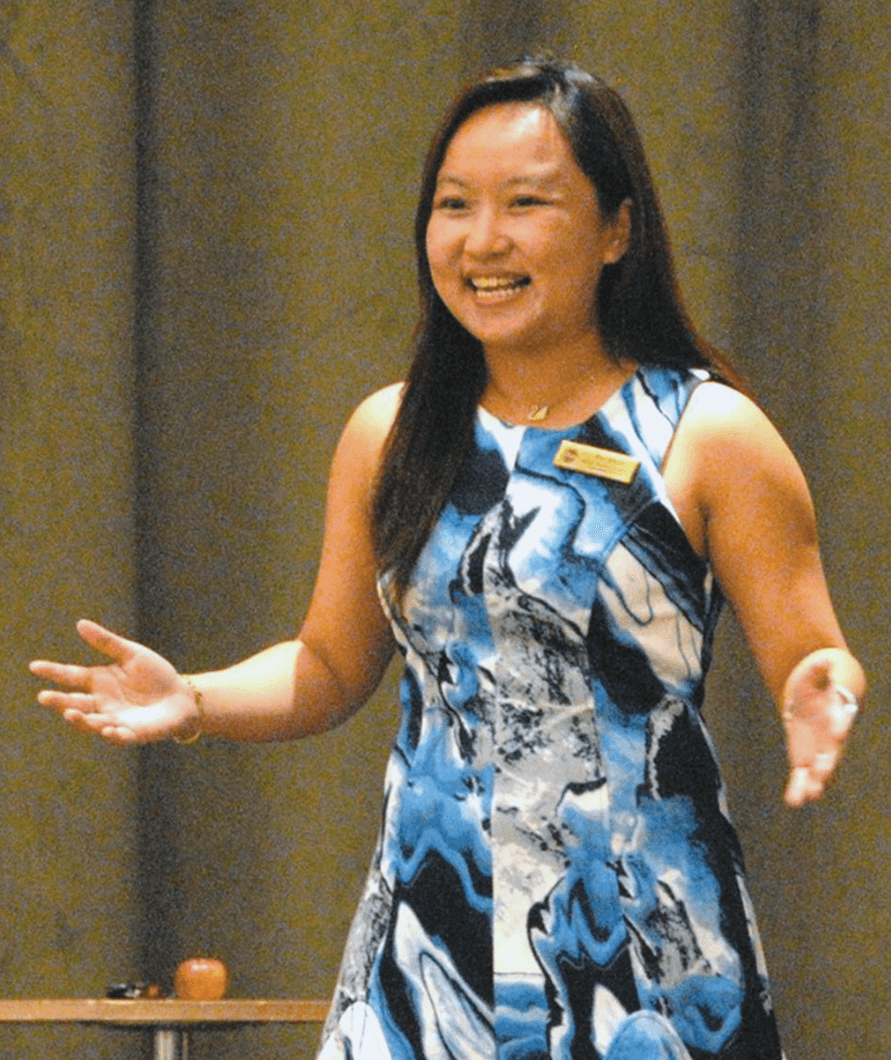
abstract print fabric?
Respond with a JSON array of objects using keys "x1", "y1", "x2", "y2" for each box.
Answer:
[{"x1": 317, "y1": 366, "x2": 785, "y2": 1060}]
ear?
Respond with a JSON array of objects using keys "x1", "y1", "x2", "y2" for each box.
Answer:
[{"x1": 603, "y1": 198, "x2": 633, "y2": 264}]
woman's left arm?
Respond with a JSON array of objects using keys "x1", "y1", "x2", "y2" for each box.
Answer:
[{"x1": 667, "y1": 382, "x2": 866, "y2": 807}]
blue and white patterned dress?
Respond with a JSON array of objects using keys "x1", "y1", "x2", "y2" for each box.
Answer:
[{"x1": 318, "y1": 365, "x2": 784, "y2": 1060}]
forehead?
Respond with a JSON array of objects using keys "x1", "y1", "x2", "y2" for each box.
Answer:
[{"x1": 437, "y1": 102, "x2": 585, "y2": 185}]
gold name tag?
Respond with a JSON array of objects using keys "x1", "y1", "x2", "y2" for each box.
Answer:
[{"x1": 553, "y1": 440, "x2": 640, "y2": 484}]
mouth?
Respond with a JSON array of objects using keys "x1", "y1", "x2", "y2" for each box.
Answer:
[{"x1": 467, "y1": 275, "x2": 531, "y2": 302}]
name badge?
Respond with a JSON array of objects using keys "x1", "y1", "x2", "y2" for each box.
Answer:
[{"x1": 553, "y1": 440, "x2": 640, "y2": 484}]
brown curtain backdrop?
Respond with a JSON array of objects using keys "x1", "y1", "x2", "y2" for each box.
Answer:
[{"x1": 1, "y1": 2, "x2": 887, "y2": 1057}]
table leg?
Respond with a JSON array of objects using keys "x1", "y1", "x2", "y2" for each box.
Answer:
[{"x1": 154, "y1": 1027, "x2": 189, "y2": 1060}]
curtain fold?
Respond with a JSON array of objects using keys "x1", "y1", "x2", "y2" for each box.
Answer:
[{"x1": 0, "y1": 3, "x2": 140, "y2": 1056}]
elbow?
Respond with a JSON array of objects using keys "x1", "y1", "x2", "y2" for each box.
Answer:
[{"x1": 293, "y1": 635, "x2": 391, "y2": 737}]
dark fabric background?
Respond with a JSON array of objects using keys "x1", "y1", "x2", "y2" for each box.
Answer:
[{"x1": 1, "y1": 2, "x2": 887, "y2": 1056}]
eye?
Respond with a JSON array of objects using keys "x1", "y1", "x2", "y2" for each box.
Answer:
[
  {"x1": 433, "y1": 194, "x2": 468, "y2": 212},
  {"x1": 512, "y1": 194, "x2": 548, "y2": 208}
]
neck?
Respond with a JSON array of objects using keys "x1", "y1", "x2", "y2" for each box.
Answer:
[{"x1": 482, "y1": 336, "x2": 632, "y2": 427}]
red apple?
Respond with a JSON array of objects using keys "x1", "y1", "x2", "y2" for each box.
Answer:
[{"x1": 173, "y1": 957, "x2": 229, "y2": 1000}]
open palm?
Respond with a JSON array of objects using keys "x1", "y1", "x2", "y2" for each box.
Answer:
[{"x1": 30, "y1": 619, "x2": 195, "y2": 746}]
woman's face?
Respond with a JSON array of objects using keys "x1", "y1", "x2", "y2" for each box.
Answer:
[{"x1": 425, "y1": 102, "x2": 630, "y2": 360}]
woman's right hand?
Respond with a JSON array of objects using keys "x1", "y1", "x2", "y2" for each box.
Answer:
[{"x1": 30, "y1": 619, "x2": 199, "y2": 746}]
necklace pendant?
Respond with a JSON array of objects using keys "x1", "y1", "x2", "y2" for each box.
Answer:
[{"x1": 528, "y1": 404, "x2": 549, "y2": 422}]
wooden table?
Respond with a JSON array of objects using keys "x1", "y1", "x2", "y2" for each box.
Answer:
[{"x1": 0, "y1": 998, "x2": 330, "y2": 1058}]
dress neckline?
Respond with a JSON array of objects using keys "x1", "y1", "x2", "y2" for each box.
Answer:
[{"x1": 478, "y1": 367, "x2": 638, "y2": 434}]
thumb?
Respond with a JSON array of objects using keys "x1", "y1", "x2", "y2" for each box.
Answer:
[{"x1": 76, "y1": 619, "x2": 139, "y2": 666}]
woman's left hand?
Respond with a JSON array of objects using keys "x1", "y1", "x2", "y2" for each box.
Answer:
[{"x1": 782, "y1": 651, "x2": 861, "y2": 807}]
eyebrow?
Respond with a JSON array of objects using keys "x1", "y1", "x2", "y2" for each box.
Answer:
[{"x1": 434, "y1": 172, "x2": 563, "y2": 189}]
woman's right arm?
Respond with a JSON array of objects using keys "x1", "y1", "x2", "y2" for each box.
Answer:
[{"x1": 31, "y1": 384, "x2": 402, "y2": 747}]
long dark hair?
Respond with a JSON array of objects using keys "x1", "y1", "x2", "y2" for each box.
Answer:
[{"x1": 372, "y1": 58, "x2": 742, "y2": 600}]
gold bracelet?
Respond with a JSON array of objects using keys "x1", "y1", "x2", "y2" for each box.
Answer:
[{"x1": 174, "y1": 677, "x2": 205, "y2": 744}]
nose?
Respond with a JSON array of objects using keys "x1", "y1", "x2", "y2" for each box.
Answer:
[{"x1": 463, "y1": 206, "x2": 510, "y2": 257}]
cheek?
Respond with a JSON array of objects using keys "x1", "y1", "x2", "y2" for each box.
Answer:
[
  {"x1": 425, "y1": 222, "x2": 449, "y2": 276},
  {"x1": 425, "y1": 228, "x2": 459, "y2": 305}
]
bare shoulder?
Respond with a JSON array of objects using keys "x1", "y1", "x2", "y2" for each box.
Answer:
[
  {"x1": 349, "y1": 381, "x2": 405, "y2": 429},
  {"x1": 679, "y1": 381, "x2": 804, "y2": 478},
  {"x1": 336, "y1": 382, "x2": 405, "y2": 472},
  {"x1": 685, "y1": 381, "x2": 777, "y2": 441},
  {"x1": 667, "y1": 380, "x2": 814, "y2": 558}
]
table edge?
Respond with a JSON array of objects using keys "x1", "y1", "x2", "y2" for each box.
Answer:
[{"x1": 0, "y1": 998, "x2": 330, "y2": 1025}]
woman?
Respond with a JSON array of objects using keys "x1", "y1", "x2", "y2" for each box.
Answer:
[{"x1": 32, "y1": 60, "x2": 864, "y2": 1059}]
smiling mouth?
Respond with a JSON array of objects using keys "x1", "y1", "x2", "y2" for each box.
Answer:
[{"x1": 468, "y1": 276, "x2": 531, "y2": 301}]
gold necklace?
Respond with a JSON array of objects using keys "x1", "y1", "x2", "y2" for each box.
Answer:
[
  {"x1": 526, "y1": 375, "x2": 596, "y2": 422},
  {"x1": 490, "y1": 361, "x2": 631, "y2": 425}
]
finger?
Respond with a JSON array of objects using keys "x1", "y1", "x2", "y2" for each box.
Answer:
[
  {"x1": 785, "y1": 748, "x2": 839, "y2": 807},
  {"x1": 62, "y1": 710, "x2": 143, "y2": 747},
  {"x1": 38, "y1": 690, "x2": 97, "y2": 714},
  {"x1": 30, "y1": 661, "x2": 95, "y2": 693},
  {"x1": 59, "y1": 710, "x2": 137, "y2": 746},
  {"x1": 98, "y1": 724, "x2": 139, "y2": 747},
  {"x1": 784, "y1": 765, "x2": 824, "y2": 807},
  {"x1": 76, "y1": 619, "x2": 139, "y2": 666},
  {"x1": 62, "y1": 707, "x2": 120, "y2": 735},
  {"x1": 784, "y1": 766, "x2": 810, "y2": 807}
]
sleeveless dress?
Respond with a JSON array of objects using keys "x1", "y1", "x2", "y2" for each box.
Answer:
[{"x1": 317, "y1": 365, "x2": 785, "y2": 1060}]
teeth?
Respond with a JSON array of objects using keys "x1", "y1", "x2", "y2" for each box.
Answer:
[{"x1": 470, "y1": 276, "x2": 529, "y2": 291}]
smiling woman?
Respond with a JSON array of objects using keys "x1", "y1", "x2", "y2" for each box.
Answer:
[
  {"x1": 31, "y1": 57, "x2": 865, "y2": 1060},
  {"x1": 425, "y1": 102, "x2": 631, "y2": 387},
  {"x1": 372, "y1": 59, "x2": 741, "y2": 597}
]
